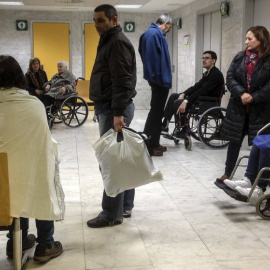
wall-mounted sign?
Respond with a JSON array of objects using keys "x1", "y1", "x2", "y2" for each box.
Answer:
[
  {"x1": 176, "y1": 18, "x2": 182, "y2": 29},
  {"x1": 220, "y1": 1, "x2": 229, "y2": 18},
  {"x1": 16, "y1": 20, "x2": 28, "y2": 31},
  {"x1": 124, "y1": 22, "x2": 135, "y2": 32}
]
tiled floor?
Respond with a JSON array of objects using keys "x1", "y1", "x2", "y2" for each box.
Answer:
[{"x1": 1, "y1": 110, "x2": 270, "y2": 270}]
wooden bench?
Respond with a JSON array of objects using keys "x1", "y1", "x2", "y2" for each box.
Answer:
[
  {"x1": 0, "y1": 152, "x2": 29, "y2": 270},
  {"x1": 76, "y1": 80, "x2": 94, "y2": 110}
]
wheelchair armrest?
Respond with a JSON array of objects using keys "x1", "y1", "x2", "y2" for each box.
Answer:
[{"x1": 198, "y1": 96, "x2": 219, "y2": 102}]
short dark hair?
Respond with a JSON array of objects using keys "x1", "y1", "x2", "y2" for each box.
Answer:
[
  {"x1": 203, "y1": 50, "x2": 217, "y2": 61},
  {"x1": 94, "y1": 4, "x2": 118, "y2": 20},
  {"x1": 0, "y1": 55, "x2": 27, "y2": 89}
]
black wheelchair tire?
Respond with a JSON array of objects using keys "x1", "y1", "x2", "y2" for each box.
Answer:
[
  {"x1": 60, "y1": 95, "x2": 89, "y2": 128},
  {"x1": 198, "y1": 106, "x2": 229, "y2": 149}
]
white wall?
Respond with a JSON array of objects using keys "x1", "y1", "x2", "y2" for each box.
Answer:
[
  {"x1": 0, "y1": 10, "x2": 159, "y2": 109},
  {"x1": 171, "y1": 0, "x2": 250, "y2": 106}
]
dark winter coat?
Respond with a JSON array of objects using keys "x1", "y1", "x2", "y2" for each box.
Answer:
[
  {"x1": 90, "y1": 26, "x2": 137, "y2": 116},
  {"x1": 184, "y1": 66, "x2": 224, "y2": 104},
  {"x1": 221, "y1": 51, "x2": 270, "y2": 144}
]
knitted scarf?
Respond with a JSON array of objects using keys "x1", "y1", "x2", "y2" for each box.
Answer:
[
  {"x1": 244, "y1": 49, "x2": 259, "y2": 93},
  {"x1": 27, "y1": 70, "x2": 46, "y2": 90}
]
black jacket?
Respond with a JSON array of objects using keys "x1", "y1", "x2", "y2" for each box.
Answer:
[
  {"x1": 184, "y1": 66, "x2": 224, "y2": 103},
  {"x1": 90, "y1": 26, "x2": 137, "y2": 116},
  {"x1": 221, "y1": 51, "x2": 270, "y2": 144},
  {"x1": 25, "y1": 70, "x2": 48, "y2": 95}
]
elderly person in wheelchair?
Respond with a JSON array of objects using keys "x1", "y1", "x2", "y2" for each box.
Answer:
[
  {"x1": 41, "y1": 61, "x2": 76, "y2": 108},
  {"x1": 161, "y1": 50, "x2": 224, "y2": 139}
]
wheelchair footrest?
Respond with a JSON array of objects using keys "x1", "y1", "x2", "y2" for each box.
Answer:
[{"x1": 214, "y1": 181, "x2": 248, "y2": 203}]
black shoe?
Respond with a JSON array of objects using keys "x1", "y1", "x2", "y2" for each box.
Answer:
[
  {"x1": 172, "y1": 129, "x2": 186, "y2": 139},
  {"x1": 161, "y1": 126, "x2": 169, "y2": 135},
  {"x1": 152, "y1": 148, "x2": 163, "y2": 156},
  {"x1": 123, "y1": 210, "x2": 132, "y2": 218},
  {"x1": 87, "y1": 216, "x2": 123, "y2": 228},
  {"x1": 6, "y1": 234, "x2": 36, "y2": 258},
  {"x1": 33, "y1": 241, "x2": 63, "y2": 264}
]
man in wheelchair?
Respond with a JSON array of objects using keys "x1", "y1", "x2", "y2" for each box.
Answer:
[{"x1": 161, "y1": 50, "x2": 224, "y2": 139}]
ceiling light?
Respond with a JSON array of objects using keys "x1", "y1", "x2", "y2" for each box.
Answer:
[
  {"x1": 0, "y1": 1, "x2": 24, "y2": 5},
  {"x1": 114, "y1": 4, "x2": 142, "y2": 9}
]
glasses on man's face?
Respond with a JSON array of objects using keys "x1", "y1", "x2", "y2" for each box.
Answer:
[{"x1": 201, "y1": 56, "x2": 212, "y2": 60}]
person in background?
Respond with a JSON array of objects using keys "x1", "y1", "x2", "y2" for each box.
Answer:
[
  {"x1": 42, "y1": 61, "x2": 76, "y2": 108},
  {"x1": 217, "y1": 26, "x2": 270, "y2": 183},
  {"x1": 87, "y1": 4, "x2": 137, "y2": 228},
  {"x1": 161, "y1": 50, "x2": 224, "y2": 138},
  {"x1": 0, "y1": 55, "x2": 64, "y2": 263},
  {"x1": 139, "y1": 13, "x2": 172, "y2": 156},
  {"x1": 25, "y1": 57, "x2": 48, "y2": 98}
]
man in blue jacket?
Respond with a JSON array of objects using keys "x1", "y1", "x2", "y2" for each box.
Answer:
[{"x1": 139, "y1": 14, "x2": 172, "y2": 156}]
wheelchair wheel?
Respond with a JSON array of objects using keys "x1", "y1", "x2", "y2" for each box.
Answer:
[
  {"x1": 184, "y1": 135, "x2": 192, "y2": 151},
  {"x1": 256, "y1": 194, "x2": 270, "y2": 220},
  {"x1": 174, "y1": 139, "x2": 179, "y2": 145},
  {"x1": 187, "y1": 113, "x2": 200, "y2": 141},
  {"x1": 60, "y1": 96, "x2": 89, "y2": 127},
  {"x1": 198, "y1": 106, "x2": 229, "y2": 149}
]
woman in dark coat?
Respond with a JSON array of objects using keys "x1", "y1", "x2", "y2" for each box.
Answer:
[
  {"x1": 25, "y1": 57, "x2": 48, "y2": 98},
  {"x1": 218, "y1": 26, "x2": 270, "y2": 183}
]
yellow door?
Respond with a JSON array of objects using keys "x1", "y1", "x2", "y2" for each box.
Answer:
[
  {"x1": 33, "y1": 23, "x2": 70, "y2": 80},
  {"x1": 84, "y1": 23, "x2": 99, "y2": 79}
]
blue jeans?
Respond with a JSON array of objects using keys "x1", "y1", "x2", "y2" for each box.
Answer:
[
  {"x1": 96, "y1": 101, "x2": 135, "y2": 221},
  {"x1": 245, "y1": 144, "x2": 270, "y2": 191},
  {"x1": 8, "y1": 218, "x2": 54, "y2": 245}
]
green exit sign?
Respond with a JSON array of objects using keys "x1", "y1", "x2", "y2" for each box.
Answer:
[
  {"x1": 124, "y1": 22, "x2": 135, "y2": 32},
  {"x1": 16, "y1": 20, "x2": 28, "y2": 31}
]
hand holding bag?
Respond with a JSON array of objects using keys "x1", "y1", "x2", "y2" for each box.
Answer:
[{"x1": 93, "y1": 127, "x2": 163, "y2": 197}]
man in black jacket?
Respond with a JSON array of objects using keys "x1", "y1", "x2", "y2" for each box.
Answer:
[
  {"x1": 87, "y1": 4, "x2": 137, "y2": 228},
  {"x1": 161, "y1": 51, "x2": 224, "y2": 137}
]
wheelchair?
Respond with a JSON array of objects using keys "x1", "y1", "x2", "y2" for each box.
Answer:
[
  {"x1": 47, "y1": 77, "x2": 89, "y2": 129},
  {"x1": 215, "y1": 123, "x2": 270, "y2": 220},
  {"x1": 164, "y1": 91, "x2": 229, "y2": 151}
]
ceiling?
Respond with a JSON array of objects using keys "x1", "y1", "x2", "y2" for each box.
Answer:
[{"x1": 0, "y1": 0, "x2": 195, "y2": 13}]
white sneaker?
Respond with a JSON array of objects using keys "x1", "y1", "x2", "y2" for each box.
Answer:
[
  {"x1": 235, "y1": 186, "x2": 264, "y2": 205},
  {"x1": 224, "y1": 176, "x2": 252, "y2": 191}
]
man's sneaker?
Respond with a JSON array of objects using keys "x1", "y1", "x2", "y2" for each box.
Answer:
[
  {"x1": 123, "y1": 210, "x2": 132, "y2": 218},
  {"x1": 161, "y1": 126, "x2": 169, "y2": 135},
  {"x1": 33, "y1": 241, "x2": 63, "y2": 263},
  {"x1": 235, "y1": 186, "x2": 264, "y2": 205},
  {"x1": 87, "y1": 216, "x2": 123, "y2": 228},
  {"x1": 224, "y1": 176, "x2": 252, "y2": 191},
  {"x1": 6, "y1": 234, "x2": 36, "y2": 258}
]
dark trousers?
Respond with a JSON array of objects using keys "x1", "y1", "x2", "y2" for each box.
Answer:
[
  {"x1": 225, "y1": 114, "x2": 249, "y2": 176},
  {"x1": 164, "y1": 93, "x2": 180, "y2": 121},
  {"x1": 144, "y1": 83, "x2": 169, "y2": 148},
  {"x1": 245, "y1": 144, "x2": 270, "y2": 191},
  {"x1": 8, "y1": 217, "x2": 54, "y2": 245},
  {"x1": 40, "y1": 94, "x2": 55, "y2": 108}
]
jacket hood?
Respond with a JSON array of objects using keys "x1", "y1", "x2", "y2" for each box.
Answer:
[{"x1": 0, "y1": 87, "x2": 29, "y2": 103}]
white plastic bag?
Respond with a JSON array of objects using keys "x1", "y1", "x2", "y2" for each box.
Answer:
[{"x1": 93, "y1": 128, "x2": 164, "y2": 197}]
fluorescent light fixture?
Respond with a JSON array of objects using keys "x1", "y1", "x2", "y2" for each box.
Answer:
[
  {"x1": 115, "y1": 4, "x2": 142, "y2": 9},
  {"x1": 0, "y1": 1, "x2": 24, "y2": 5}
]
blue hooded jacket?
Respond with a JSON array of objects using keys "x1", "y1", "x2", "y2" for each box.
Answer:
[{"x1": 139, "y1": 23, "x2": 172, "y2": 89}]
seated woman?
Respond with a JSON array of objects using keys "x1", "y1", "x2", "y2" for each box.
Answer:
[
  {"x1": 0, "y1": 55, "x2": 64, "y2": 263},
  {"x1": 25, "y1": 57, "x2": 48, "y2": 98},
  {"x1": 42, "y1": 61, "x2": 76, "y2": 108},
  {"x1": 223, "y1": 142, "x2": 270, "y2": 205}
]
